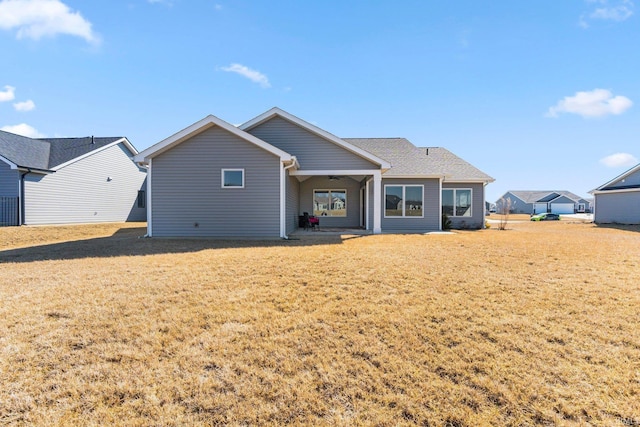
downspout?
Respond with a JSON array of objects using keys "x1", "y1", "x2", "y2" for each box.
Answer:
[
  {"x1": 280, "y1": 157, "x2": 298, "y2": 239},
  {"x1": 19, "y1": 168, "x2": 32, "y2": 226}
]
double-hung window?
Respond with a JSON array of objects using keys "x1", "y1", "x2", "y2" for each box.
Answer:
[
  {"x1": 313, "y1": 189, "x2": 347, "y2": 217},
  {"x1": 221, "y1": 169, "x2": 244, "y2": 188},
  {"x1": 442, "y1": 189, "x2": 472, "y2": 217},
  {"x1": 384, "y1": 185, "x2": 423, "y2": 217}
]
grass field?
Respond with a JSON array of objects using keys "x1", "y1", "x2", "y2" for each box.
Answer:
[{"x1": 1, "y1": 220, "x2": 639, "y2": 426}]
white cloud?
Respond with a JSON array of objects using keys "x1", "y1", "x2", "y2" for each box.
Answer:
[
  {"x1": 14, "y1": 99, "x2": 35, "y2": 111},
  {"x1": 600, "y1": 152, "x2": 638, "y2": 167},
  {"x1": 581, "y1": 0, "x2": 634, "y2": 27},
  {"x1": 1, "y1": 123, "x2": 45, "y2": 137},
  {"x1": 591, "y1": 0, "x2": 634, "y2": 20},
  {"x1": 546, "y1": 89, "x2": 632, "y2": 118},
  {"x1": 147, "y1": 0, "x2": 173, "y2": 5},
  {"x1": 220, "y1": 63, "x2": 271, "y2": 88},
  {"x1": 0, "y1": 85, "x2": 15, "y2": 101},
  {"x1": 0, "y1": 0, "x2": 99, "y2": 44}
]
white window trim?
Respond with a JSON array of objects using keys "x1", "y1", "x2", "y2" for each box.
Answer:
[
  {"x1": 443, "y1": 188, "x2": 473, "y2": 217},
  {"x1": 383, "y1": 184, "x2": 425, "y2": 218},
  {"x1": 313, "y1": 189, "x2": 347, "y2": 217},
  {"x1": 221, "y1": 169, "x2": 245, "y2": 188}
]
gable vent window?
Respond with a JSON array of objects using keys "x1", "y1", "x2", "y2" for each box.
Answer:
[{"x1": 222, "y1": 169, "x2": 245, "y2": 188}]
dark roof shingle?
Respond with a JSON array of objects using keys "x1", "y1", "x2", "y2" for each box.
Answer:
[
  {"x1": 0, "y1": 130, "x2": 123, "y2": 170},
  {"x1": 344, "y1": 138, "x2": 494, "y2": 182}
]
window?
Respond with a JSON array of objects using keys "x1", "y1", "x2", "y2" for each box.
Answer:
[
  {"x1": 442, "y1": 189, "x2": 472, "y2": 217},
  {"x1": 313, "y1": 189, "x2": 346, "y2": 217},
  {"x1": 222, "y1": 169, "x2": 244, "y2": 188},
  {"x1": 384, "y1": 185, "x2": 423, "y2": 217},
  {"x1": 137, "y1": 190, "x2": 145, "y2": 208}
]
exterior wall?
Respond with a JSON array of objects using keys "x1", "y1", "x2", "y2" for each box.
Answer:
[
  {"x1": 443, "y1": 182, "x2": 485, "y2": 229},
  {"x1": 299, "y1": 176, "x2": 361, "y2": 227},
  {"x1": 0, "y1": 161, "x2": 19, "y2": 197},
  {"x1": 550, "y1": 195, "x2": 573, "y2": 204},
  {"x1": 247, "y1": 116, "x2": 378, "y2": 170},
  {"x1": 151, "y1": 126, "x2": 281, "y2": 237},
  {"x1": 605, "y1": 168, "x2": 640, "y2": 189},
  {"x1": 496, "y1": 192, "x2": 532, "y2": 214},
  {"x1": 286, "y1": 174, "x2": 300, "y2": 235},
  {"x1": 594, "y1": 191, "x2": 640, "y2": 224},
  {"x1": 381, "y1": 178, "x2": 440, "y2": 232},
  {"x1": 24, "y1": 144, "x2": 147, "y2": 225}
]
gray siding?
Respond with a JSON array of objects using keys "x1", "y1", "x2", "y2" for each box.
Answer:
[
  {"x1": 286, "y1": 174, "x2": 300, "y2": 235},
  {"x1": 381, "y1": 178, "x2": 440, "y2": 232},
  {"x1": 24, "y1": 144, "x2": 147, "y2": 225},
  {"x1": 247, "y1": 116, "x2": 378, "y2": 170},
  {"x1": 551, "y1": 195, "x2": 573, "y2": 204},
  {"x1": 0, "y1": 161, "x2": 19, "y2": 197},
  {"x1": 605, "y1": 168, "x2": 640, "y2": 189},
  {"x1": 497, "y1": 192, "x2": 532, "y2": 214},
  {"x1": 594, "y1": 191, "x2": 640, "y2": 224},
  {"x1": 151, "y1": 126, "x2": 281, "y2": 237},
  {"x1": 443, "y1": 183, "x2": 485, "y2": 229},
  {"x1": 299, "y1": 176, "x2": 361, "y2": 227}
]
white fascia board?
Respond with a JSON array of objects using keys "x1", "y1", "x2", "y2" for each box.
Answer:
[
  {"x1": 444, "y1": 178, "x2": 496, "y2": 184},
  {"x1": 289, "y1": 169, "x2": 381, "y2": 176},
  {"x1": 382, "y1": 174, "x2": 445, "y2": 179},
  {"x1": 52, "y1": 138, "x2": 135, "y2": 171},
  {"x1": 239, "y1": 107, "x2": 391, "y2": 169},
  {"x1": 0, "y1": 155, "x2": 17, "y2": 169},
  {"x1": 134, "y1": 114, "x2": 293, "y2": 165},
  {"x1": 592, "y1": 187, "x2": 640, "y2": 195},
  {"x1": 592, "y1": 163, "x2": 640, "y2": 192}
]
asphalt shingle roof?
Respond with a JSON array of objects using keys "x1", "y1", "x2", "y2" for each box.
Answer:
[
  {"x1": 507, "y1": 190, "x2": 586, "y2": 203},
  {"x1": 344, "y1": 138, "x2": 494, "y2": 182},
  {"x1": 0, "y1": 130, "x2": 122, "y2": 170}
]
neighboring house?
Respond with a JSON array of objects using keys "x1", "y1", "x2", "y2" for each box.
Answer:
[
  {"x1": 589, "y1": 163, "x2": 640, "y2": 225},
  {"x1": 133, "y1": 107, "x2": 494, "y2": 238},
  {"x1": 495, "y1": 191, "x2": 591, "y2": 215},
  {"x1": 0, "y1": 130, "x2": 147, "y2": 226}
]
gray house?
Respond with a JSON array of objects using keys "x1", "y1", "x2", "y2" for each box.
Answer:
[
  {"x1": 133, "y1": 108, "x2": 494, "y2": 238},
  {"x1": 590, "y1": 163, "x2": 640, "y2": 225},
  {"x1": 496, "y1": 190, "x2": 591, "y2": 215},
  {"x1": 0, "y1": 130, "x2": 147, "y2": 226}
]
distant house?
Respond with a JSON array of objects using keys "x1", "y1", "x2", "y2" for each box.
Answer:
[
  {"x1": 133, "y1": 107, "x2": 494, "y2": 238},
  {"x1": 0, "y1": 130, "x2": 147, "y2": 226},
  {"x1": 495, "y1": 191, "x2": 591, "y2": 215},
  {"x1": 590, "y1": 163, "x2": 640, "y2": 225}
]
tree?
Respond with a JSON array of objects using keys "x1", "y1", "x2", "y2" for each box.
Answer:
[{"x1": 496, "y1": 197, "x2": 515, "y2": 231}]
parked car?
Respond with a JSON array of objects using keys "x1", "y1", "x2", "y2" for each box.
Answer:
[{"x1": 530, "y1": 213, "x2": 560, "y2": 221}]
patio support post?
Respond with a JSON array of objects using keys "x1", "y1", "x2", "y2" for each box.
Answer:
[{"x1": 373, "y1": 170, "x2": 382, "y2": 234}]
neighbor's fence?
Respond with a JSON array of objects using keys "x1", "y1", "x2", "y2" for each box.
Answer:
[{"x1": 0, "y1": 197, "x2": 19, "y2": 226}]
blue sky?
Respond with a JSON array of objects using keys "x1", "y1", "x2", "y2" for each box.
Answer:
[{"x1": 1, "y1": 0, "x2": 638, "y2": 202}]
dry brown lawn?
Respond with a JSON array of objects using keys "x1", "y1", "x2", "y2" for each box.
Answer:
[{"x1": 1, "y1": 221, "x2": 639, "y2": 426}]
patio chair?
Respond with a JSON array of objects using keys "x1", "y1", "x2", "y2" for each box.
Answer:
[{"x1": 302, "y1": 212, "x2": 319, "y2": 231}]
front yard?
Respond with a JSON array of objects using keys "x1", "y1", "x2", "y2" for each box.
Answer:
[{"x1": 1, "y1": 221, "x2": 639, "y2": 426}]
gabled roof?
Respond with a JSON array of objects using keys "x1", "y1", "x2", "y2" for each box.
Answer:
[
  {"x1": 134, "y1": 114, "x2": 293, "y2": 165},
  {"x1": 345, "y1": 138, "x2": 494, "y2": 182},
  {"x1": 0, "y1": 130, "x2": 133, "y2": 172},
  {"x1": 590, "y1": 163, "x2": 640, "y2": 193},
  {"x1": 239, "y1": 107, "x2": 391, "y2": 170},
  {"x1": 504, "y1": 190, "x2": 586, "y2": 204}
]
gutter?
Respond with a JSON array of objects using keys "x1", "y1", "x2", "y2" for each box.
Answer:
[
  {"x1": 280, "y1": 156, "x2": 298, "y2": 239},
  {"x1": 19, "y1": 168, "x2": 31, "y2": 225}
]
